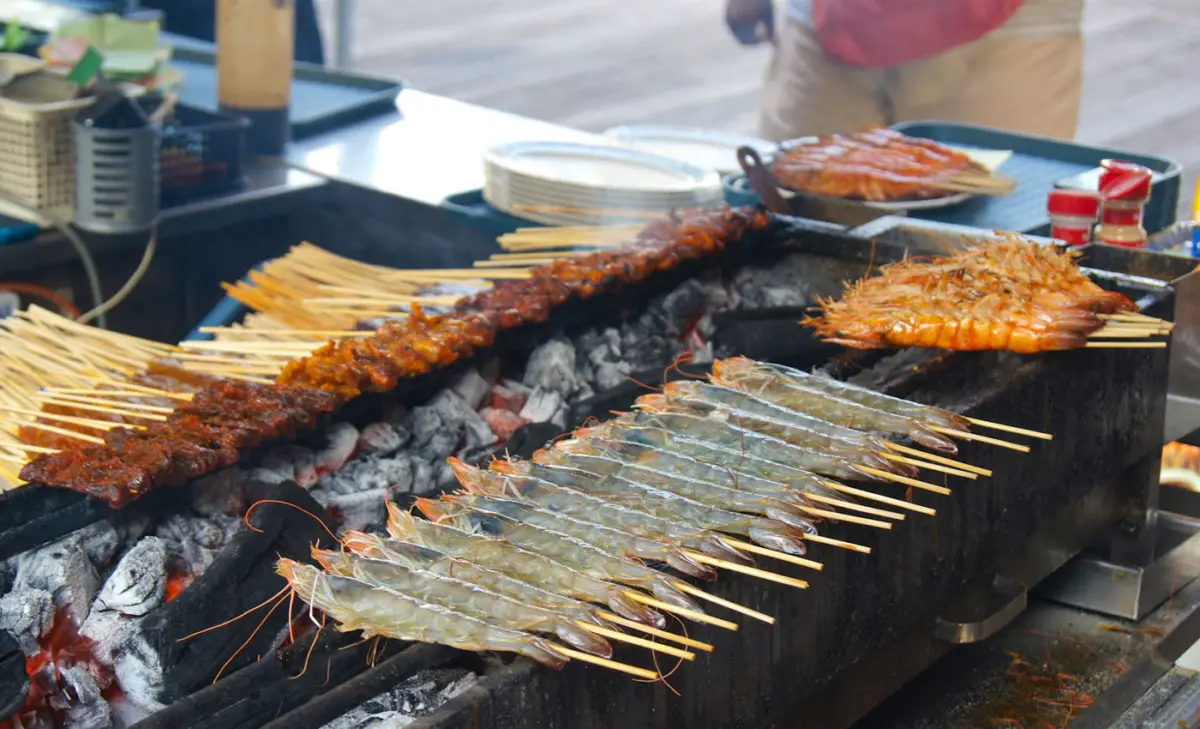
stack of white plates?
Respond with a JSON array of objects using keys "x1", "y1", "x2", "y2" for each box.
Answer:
[
  {"x1": 604, "y1": 125, "x2": 777, "y2": 176},
  {"x1": 483, "y1": 141, "x2": 725, "y2": 227}
]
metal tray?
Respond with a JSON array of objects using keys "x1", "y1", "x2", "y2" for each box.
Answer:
[
  {"x1": 723, "y1": 121, "x2": 1183, "y2": 236},
  {"x1": 441, "y1": 189, "x2": 536, "y2": 236},
  {"x1": 170, "y1": 47, "x2": 402, "y2": 140}
]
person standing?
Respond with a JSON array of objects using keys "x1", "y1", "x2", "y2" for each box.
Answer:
[{"x1": 726, "y1": 0, "x2": 1084, "y2": 142}]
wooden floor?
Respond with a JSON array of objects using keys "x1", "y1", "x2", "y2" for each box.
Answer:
[{"x1": 319, "y1": 0, "x2": 1199, "y2": 219}]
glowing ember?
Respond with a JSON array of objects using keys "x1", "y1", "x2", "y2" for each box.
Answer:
[{"x1": 165, "y1": 570, "x2": 193, "y2": 603}]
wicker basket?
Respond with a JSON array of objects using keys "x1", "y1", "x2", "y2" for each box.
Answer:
[{"x1": 0, "y1": 94, "x2": 94, "y2": 219}]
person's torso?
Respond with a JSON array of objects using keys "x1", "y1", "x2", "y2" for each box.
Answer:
[{"x1": 786, "y1": 0, "x2": 1084, "y2": 38}]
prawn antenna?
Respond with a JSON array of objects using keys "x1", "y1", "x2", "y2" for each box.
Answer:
[
  {"x1": 289, "y1": 612, "x2": 325, "y2": 680},
  {"x1": 244, "y1": 499, "x2": 344, "y2": 548},
  {"x1": 178, "y1": 584, "x2": 291, "y2": 642},
  {"x1": 212, "y1": 588, "x2": 290, "y2": 684}
]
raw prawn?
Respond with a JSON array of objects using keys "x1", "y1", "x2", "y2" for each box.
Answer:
[
  {"x1": 277, "y1": 558, "x2": 567, "y2": 668},
  {"x1": 340, "y1": 531, "x2": 614, "y2": 629},
  {"x1": 313, "y1": 548, "x2": 612, "y2": 657},
  {"x1": 385, "y1": 504, "x2": 665, "y2": 627},
  {"x1": 506, "y1": 457, "x2": 813, "y2": 555},
  {"x1": 462, "y1": 459, "x2": 751, "y2": 565},
  {"x1": 415, "y1": 496, "x2": 704, "y2": 612},
  {"x1": 715, "y1": 357, "x2": 970, "y2": 432},
  {"x1": 708, "y1": 358, "x2": 956, "y2": 452}
]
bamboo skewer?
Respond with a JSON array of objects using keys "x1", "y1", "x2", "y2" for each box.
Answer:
[
  {"x1": 596, "y1": 611, "x2": 715, "y2": 652},
  {"x1": 823, "y1": 481, "x2": 937, "y2": 516},
  {"x1": 686, "y1": 552, "x2": 810, "y2": 589},
  {"x1": 18, "y1": 422, "x2": 105, "y2": 445},
  {"x1": 1, "y1": 408, "x2": 145, "y2": 432},
  {"x1": 1084, "y1": 341, "x2": 1168, "y2": 349},
  {"x1": 546, "y1": 644, "x2": 659, "y2": 681},
  {"x1": 34, "y1": 393, "x2": 174, "y2": 413},
  {"x1": 882, "y1": 443, "x2": 992, "y2": 476},
  {"x1": 717, "y1": 538, "x2": 824, "y2": 571},
  {"x1": 624, "y1": 592, "x2": 739, "y2": 631},
  {"x1": 807, "y1": 493, "x2": 905, "y2": 521},
  {"x1": 673, "y1": 582, "x2": 774, "y2": 625},
  {"x1": 855, "y1": 466, "x2": 952, "y2": 496},
  {"x1": 880, "y1": 453, "x2": 976, "y2": 479},
  {"x1": 576, "y1": 622, "x2": 696, "y2": 660},
  {"x1": 801, "y1": 506, "x2": 892, "y2": 530},
  {"x1": 32, "y1": 398, "x2": 167, "y2": 421},
  {"x1": 962, "y1": 417, "x2": 1053, "y2": 441},
  {"x1": 803, "y1": 533, "x2": 871, "y2": 554},
  {"x1": 929, "y1": 426, "x2": 1031, "y2": 453}
]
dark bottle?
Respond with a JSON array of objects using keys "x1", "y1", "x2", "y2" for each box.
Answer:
[{"x1": 217, "y1": 0, "x2": 295, "y2": 156}]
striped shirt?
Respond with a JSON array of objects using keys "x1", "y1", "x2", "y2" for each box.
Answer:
[{"x1": 786, "y1": 0, "x2": 1084, "y2": 39}]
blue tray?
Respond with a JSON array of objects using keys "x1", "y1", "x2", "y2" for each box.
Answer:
[
  {"x1": 723, "y1": 121, "x2": 1183, "y2": 235},
  {"x1": 441, "y1": 190, "x2": 535, "y2": 237},
  {"x1": 183, "y1": 263, "x2": 264, "y2": 341}
]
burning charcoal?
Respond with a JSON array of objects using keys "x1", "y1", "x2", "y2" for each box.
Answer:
[
  {"x1": 156, "y1": 515, "x2": 228, "y2": 576},
  {"x1": 408, "y1": 403, "x2": 444, "y2": 446},
  {"x1": 60, "y1": 664, "x2": 113, "y2": 729},
  {"x1": 420, "y1": 430, "x2": 460, "y2": 462},
  {"x1": 460, "y1": 413, "x2": 495, "y2": 454},
  {"x1": 594, "y1": 360, "x2": 633, "y2": 391},
  {"x1": 255, "y1": 450, "x2": 298, "y2": 485},
  {"x1": 93, "y1": 537, "x2": 167, "y2": 618},
  {"x1": 410, "y1": 458, "x2": 435, "y2": 495},
  {"x1": 374, "y1": 455, "x2": 414, "y2": 493},
  {"x1": 489, "y1": 382, "x2": 528, "y2": 413},
  {"x1": 576, "y1": 327, "x2": 622, "y2": 367},
  {"x1": 622, "y1": 335, "x2": 676, "y2": 373},
  {"x1": 315, "y1": 422, "x2": 361, "y2": 474},
  {"x1": 523, "y1": 337, "x2": 579, "y2": 397},
  {"x1": 435, "y1": 461, "x2": 457, "y2": 490},
  {"x1": 189, "y1": 468, "x2": 248, "y2": 518},
  {"x1": 319, "y1": 670, "x2": 478, "y2": 729},
  {"x1": 452, "y1": 368, "x2": 491, "y2": 410},
  {"x1": 14, "y1": 536, "x2": 100, "y2": 624},
  {"x1": 111, "y1": 630, "x2": 164, "y2": 717},
  {"x1": 480, "y1": 407, "x2": 527, "y2": 440},
  {"x1": 78, "y1": 522, "x2": 122, "y2": 572},
  {"x1": 319, "y1": 488, "x2": 389, "y2": 531},
  {"x1": 0, "y1": 588, "x2": 54, "y2": 655},
  {"x1": 519, "y1": 387, "x2": 563, "y2": 425},
  {"x1": 359, "y1": 422, "x2": 406, "y2": 456},
  {"x1": 281, "y1": 446, "x2": 320, "y2": 488},
  {"x1": 660, "y1": 278, "x2": 714, "y2": 333},
  {"x1": 383, "y1": 402, "x2": 409, "y2": 427}
]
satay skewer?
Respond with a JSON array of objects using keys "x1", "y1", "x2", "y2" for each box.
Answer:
[
  {"x1": 807, "y1": 493, "x2": 905, "y2": 521},
  {"x1": 576, "y1": 622, "x2": 696, "y2": 661},
  {"x1": 855, "y1": 466, "x2": 952, "y2": 496},
  {"x1": 928, "y1": 426, "x2": 1031, "y2": 453},
  {"x1": 673, "y1": 582, "x2": 775, "y2": 625},
  {"x1": 823, "y1": 481, "x2": 936, "y2": 516},
  {"x1": 31, "y1": 398, "x2": 167, "y2": 421},
  {"x1": 624, "y1": 592, "x2": 739, "y2": 631},
  {"x1": 962, "y1": 417, "x2": 1052, "y2": 441},
  {"x1": 1084, "y1": 341, "x2": 1168, "y2": 349},
  {"x1": 18, "y1": 422, "x2": 105, "y2": 445},
  {"x1": 546, "y1": 644, "x2": 659, "y2": 680},
  {"x1": 34, "y1": 393, "x2": 174, "y2": 413},
  {"x1": 880, "y1": 453, "x2": 976, "y2": 479},
  {"x1": 596, "y1": 611, "x2": 715, "y2": 652},
  {"x1": 716, "y1": 538, "x2": 824, "y2": 570},
  {"x1": 685, "y1": 552, "x2": 810, "y2": 589},
  {"x1": 882, "y1": 443, "x2": 992, "y2": 476}
]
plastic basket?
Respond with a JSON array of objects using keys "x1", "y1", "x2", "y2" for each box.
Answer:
[
  {"x1": 0, "y1": 94, "x2": 93, "y2": 219},
  {"x1": 158, "y1": 104, "x2": 250, "y2": 207}
]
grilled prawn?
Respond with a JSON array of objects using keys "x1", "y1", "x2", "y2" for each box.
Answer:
[
  {"x1": 385, "y1": 504, "x2": 665, "y2": 627},
  {"x1": 313, "y1": 548, "x2": 612, "y2": 657},
  {"x1": 277, "y1": 559, "x2": 567, "y2": 668}
]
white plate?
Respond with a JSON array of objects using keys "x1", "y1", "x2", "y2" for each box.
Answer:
[
  {"x1": 485, "y1": 141, "x2": 722, "y2": 194},
  {"x1": 604, "y1": 125, "x2": 776, "y2": 175}
]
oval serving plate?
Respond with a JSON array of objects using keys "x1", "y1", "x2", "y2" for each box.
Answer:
[
  {"x1": 485, "y1": 141, "x2": 722, "y2": 195},
  {"x1": 604, "y1": 125, "x2": 777, "y2": 176}
]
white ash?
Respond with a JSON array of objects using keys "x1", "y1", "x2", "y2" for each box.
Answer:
[
  {"x1": 155, "y1": 512, "x2": 239, "y2": 577},
  {"x1": 358, "y1": 422, "x2": 406, "y2": 456},
  {"x1": 60, "y1": 664, "x2": 112, "y2": 729},
  {"x1": 319, "y1": 670, "x2": 477, "y2": 729},
  {"x1": 451, "y1": 368, "x2": 491, "y2": 411},
  {"x1": 109, "y1": 630, "x2": 166, "y2": 719},
  {"x1": 0, "y1": 587, "x2": 54, "y2": 654},
  {"x1": 319, "y1": 488, "x2": 390, "y2": 532},
  {"x1": 519, "y1": 387, "x2": 564, "y2": 426},
  {"x1": 315, "y1": 422, "x2": 362, "y2": 473},
  {"x1": 13, "y1": 535, "x2": 100, "y2": 624},
  {"x1": 522, "y1": 337, "x2": 579, "y2": 397},
  {"x1": 90, "y1": 537, "x2": 166, "y2": 618}
]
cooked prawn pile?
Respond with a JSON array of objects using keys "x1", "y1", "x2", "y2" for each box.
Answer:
[
  {"x1": 805, "y1": 233, "x2": 1146, "y2": 353},
  {"x1": 770, "y1": 128, "x2": 1014, "y2": 202},
  {"x1": 273, "y1": 356, "x2": 1049, "y2": 680}
]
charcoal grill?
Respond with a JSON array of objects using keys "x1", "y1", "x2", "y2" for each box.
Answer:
[{"x1": 0, "y1": 215, "x2": 1179, "y2": 729}]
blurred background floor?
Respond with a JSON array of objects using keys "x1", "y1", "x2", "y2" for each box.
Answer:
[{"x1": 317, "y1": 0, "x2": 1199, "y2": 216}]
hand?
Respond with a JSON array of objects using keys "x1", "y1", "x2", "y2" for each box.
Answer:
[{"x1": 725, "y1": 0, "x2": 775, "y2": 46}]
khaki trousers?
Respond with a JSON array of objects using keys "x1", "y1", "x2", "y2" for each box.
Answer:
[{"x1": 760, "y1": 19, "x2": 1083, "y2": 142}]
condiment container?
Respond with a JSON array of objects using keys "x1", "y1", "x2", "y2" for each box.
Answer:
[
  {"x1": 217, "y1": 0, "x2": 294, "y2": 155},
  {"x1": 1046, "y1": 189, "x2": 1100, "y2": 246},
  {"x1": 1096, "y1": 160, "x2": 1151, "y2": 248}
]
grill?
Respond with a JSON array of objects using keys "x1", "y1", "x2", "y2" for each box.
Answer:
[{"x1": 0, "y1": 217, "x2": 1179, "y2": 729}]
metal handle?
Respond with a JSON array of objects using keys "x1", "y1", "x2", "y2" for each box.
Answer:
[
  {"x1": 737, "y1": 146, "x2": 790, "y2": 215},
  {"x1": 934, "y1": 574, "x2": 1028, "y2": 645}
]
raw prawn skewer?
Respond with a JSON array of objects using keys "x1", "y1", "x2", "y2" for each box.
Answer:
[
  {"x1": 277, "y1": 559, "x2": 568, "y2": 669},
  {"x1": 507, "y1": 458, "x2": 813, "y2": 556},
  {"x1": 445, "y1": 462, "x2": 718, "y2": 579},
  {"x1": 719, "y1": 357, "x2": 970, "y2": 432},
  {"x1": 709, "y1": 360, "x2": 956, "y2": 452},
  {"x1": 313, "y1": 548, "x2": 613, "y2": 657},
  {"x1": 585, "y1": 410, "x2": 908, "y2": 479},
  {"x1": 457, "y1": 459, "x2": 752, "y2": 565},
  {"x1": 414, "y1": 496, "x2": 705, "y2": 612},
  {"x1": 385, "y1": 504, "x2": 666, "y2": 628}
]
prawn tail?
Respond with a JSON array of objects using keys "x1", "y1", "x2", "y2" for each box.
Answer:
[
  {"x1": 748, "y1": 525, "x2": 808, "y2": 556},
  {"x1": 610, "y1": 591, "x2": 667, "y2": 629},
  {"x1": 554, "y1": 618, "x2": 614, "y2": 659},
  {"x1": 414, "y1": 496, "x2": 452, "y2": 522},
  {"x1": 525, "y1": 636, "x2": 571, "y2": 670},
  {"x1": 650, "y1": 579, "x2": 705, "y2": 614},
  {"x1": 666, "y1": 551, "x2": 718, "y2": 582},
  {"x1": 311, "y1": 547, "x2": 354, "y2": 576},
  {"x1": 766, "y1": 504, "x2": 820, "y2": 535},
  {"x1": 700, "y1": 535, "x2": 755, "y2": 566},
  {"x1": 909, "y1": 426, "x2": 959, "y2": 454}
]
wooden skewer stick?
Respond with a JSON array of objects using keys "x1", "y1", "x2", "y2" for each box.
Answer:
[
  {"x1": 686, "y1": 552, "x2": 810, "y2": 589},
  {"x1": 881, "y1": 452, "x2": 976, "y2": 480},
  {"x1": 596, "y1": 611, "x2": 714, "y2": 652},
  {"x1": 823, "y1": 481, "x2": 936, "y2": 516},
  {"x1": 928, "y1": 426, "x2": 1031, "y2": 453},
  {"x1": 33, "y1": 399, "x2": 167, "y2": 421},
  {"x1": 882, "y1": 443, "x2": 992, "y2": 476},
  {"x1": 673, "y1": 581, "x2": 775, "y2": 625},
  {"x1": 804, "y1": 533, "x2": 871, "y2": 554},
  {"x1": 35, "y1": 392, "x2": 175, "y2": 414},
  {"x1": 510, "y1": 204, "x2": 666, "y2": 219},
  {"x1": 1084, "y1": 341, "x2": 1168, "y2": 349},
  {"x1": 40, "y1": 388, "x2": 189, "y2": 401},
  {"x1": 6, "y1": 411, "x2": 144, "y2": 433},
  {"x1": 0, "y1": 453, "x2": 27, "y2": 466},
  {"x1": 0, "y1": 442, "x2": 58, "y2": 454},
  {"x1": 198, "y1": 327, "x2": 372, "y2": 338},
  {"x1": 963, "y1": 416, "x2": 1053, "y2": 441},
  {"x1": 717, "y1": 538, "x2": 824, "y2": 570},
  {"x1": 624, "y1": 592, "x2": 739, "y2": 631},
  {"x1": 576, "y1": 621, "x2": 696, "y2": 660},
  {"x1": 855, "y1": 466, "x2": 952, "y2": 496},
  {"x1": 802, "y1": 506, "x2": 892, "y2": 530},
  {"x1": 1102, "y1": 312, "x2": 1168, "y2": 323},
  {"x1": 1088, "y1": 328, "x2": 1166, "y2": 339},
  {"x1": 545, "y1": 644, "x2": 659, "y2": 681},
  {"x1": 18, "y1": 422, "x2": 105, "y2": 445},
  {"x1": 76, "y1": 379, "x2": 195, "y2": 401},
  {"x1": 807, "y1": 493, "x2": 905, "y2": 521}
]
